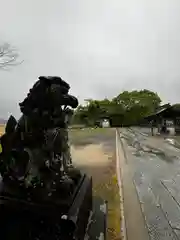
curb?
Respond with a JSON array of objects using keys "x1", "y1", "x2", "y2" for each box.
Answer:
[{"x1": 116, "y1": 129, "x2": 127, "y2": 240}]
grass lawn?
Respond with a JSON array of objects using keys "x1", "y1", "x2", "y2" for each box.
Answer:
[
  {"x1": 0, "y1": 124, "x2": 5, "y2": 135},
  {"x1": 69, "y1": 127, "x2": 115, "y2": 146}
]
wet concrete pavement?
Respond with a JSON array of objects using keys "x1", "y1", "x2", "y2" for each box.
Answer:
[{"x1": 118, "y1": 128, "x2": 180, "y2": 240}]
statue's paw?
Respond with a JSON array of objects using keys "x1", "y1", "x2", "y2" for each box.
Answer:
[
  {"x1": 56, "y1": 177, "x2": 75, "y2": 197},
  {"x1": 66, "y1": 166, "x2": 82, "y2": 184}
]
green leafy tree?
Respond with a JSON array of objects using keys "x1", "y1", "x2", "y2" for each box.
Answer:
[
  {"x1": 72, "y1": 89, "x2": 162, "y2": 126},
  {"x1": 113, "y1": 89, "x2": 161, "y2": 124}
]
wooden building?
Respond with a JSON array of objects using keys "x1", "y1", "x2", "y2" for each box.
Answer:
[{"x1": 145, "y1": 104, "x2": 180, "y2": 135}]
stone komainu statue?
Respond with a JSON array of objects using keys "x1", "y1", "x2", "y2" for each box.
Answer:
[{"x1": 0, "y1": 76, "x2": 80, "y2": 203}]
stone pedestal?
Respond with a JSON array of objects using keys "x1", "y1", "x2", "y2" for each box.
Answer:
[{"x1": 0, "y1": 174, "x2": 92, "y2": 240}]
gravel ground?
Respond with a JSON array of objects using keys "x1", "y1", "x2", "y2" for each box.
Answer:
[{"x1": 69, "y1": 128, "x2": 121, "y2": 240}]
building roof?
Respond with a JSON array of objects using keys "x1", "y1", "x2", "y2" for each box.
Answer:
[
  {"x1": 144, "y1": 104, "x2": 172, "y2": 119},
  {"x1": 145, "y1": 104, "x2": 180, "y2": 120},
  {"x1": 145, "y1": 104, "x2": 180, "y2": 119},
  {"x1": 147, "y1": 106, "x2": 171, "y2": 118}
]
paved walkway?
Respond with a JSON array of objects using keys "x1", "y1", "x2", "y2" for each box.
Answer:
[{"x1": 118, "y1": 128, "x2": 180, "y2": 240}]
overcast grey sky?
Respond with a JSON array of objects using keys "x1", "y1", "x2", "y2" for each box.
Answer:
[{"x1": 0, "y1": 0, "x2": 180, "y2": 118}]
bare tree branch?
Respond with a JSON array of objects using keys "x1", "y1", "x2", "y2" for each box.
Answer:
[{"x1": 0, "y1": 42, "x2": 23, "y2": 70}]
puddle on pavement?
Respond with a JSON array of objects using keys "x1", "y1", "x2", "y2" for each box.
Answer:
[
  {"x1": 134, "y1": 145, "x2": 176, "y2": 163},
  {"x1": 121, "y1": 134, "x2": 176, "y2": 163}
]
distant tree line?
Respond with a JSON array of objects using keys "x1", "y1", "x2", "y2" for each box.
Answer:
[{"x1": 72, "y1": 89, "x2": 162, "y2": 127}]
